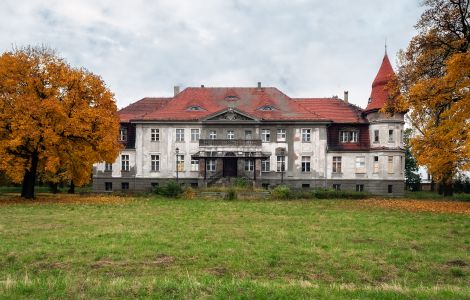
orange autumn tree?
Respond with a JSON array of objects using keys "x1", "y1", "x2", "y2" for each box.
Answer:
[
  {"x1": 384, "y1": 0, "x2": 470, "y2": 195},
  {"x1": 0, "y1": 47, "x2": 121, "y2": 199}
]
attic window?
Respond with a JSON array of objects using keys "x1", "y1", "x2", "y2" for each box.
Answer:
[
  {"x1": 368, "y1": 97, "x2": 372, "y2": 103},
  {"x1": 224, "y1": 95, "x2": 239, "y2": 101},
  {"x1": 258, "y1": 105, "x2": 276, "y2": 111},
  {"x1": 186, "y1": 105, "x2": 205, "y2": 111}
]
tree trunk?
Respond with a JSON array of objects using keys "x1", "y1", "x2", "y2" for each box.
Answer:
[
  {"x1": 21, "y1": 151, "x2": 39, "y2": 199},
  {"x1": 68, "y1": 181, "x2": 75, "y2": 194}
]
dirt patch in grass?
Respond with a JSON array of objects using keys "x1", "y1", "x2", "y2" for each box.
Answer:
[
  {"x1": 153, "y1": 254, "x2": 175, "y2": 266},
  {"x1": 0, "y1": 194, "x2": 136, "y2": 206},
  {"x1": 446, "y1": 260, "x2": 467, "y2": 267},
  {"x1": 360, "y1": 199, "x2": 470, "y2": 214}
]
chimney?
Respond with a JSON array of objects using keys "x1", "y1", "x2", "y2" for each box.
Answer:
[
  {"x1": 344, "y1": 91, "x2": 349, "y2": 103},
  {"x1": 201, "y1": 84, "x2": 205, "y2": 88},
  {"x1": 174, "y1": 85, "x2": 180, "y2": 96},
  {"x1": 257, "y1": 82, "x2": 261, "y2": 89}
]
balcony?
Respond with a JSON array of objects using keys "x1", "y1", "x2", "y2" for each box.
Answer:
[{"x1": 199, "y1": 139, "x2": 262, "y2": 147}]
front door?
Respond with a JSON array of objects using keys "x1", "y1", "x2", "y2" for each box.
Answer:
[{"x1": 223, "y1": 158, "x2": 237, "y2": 177}]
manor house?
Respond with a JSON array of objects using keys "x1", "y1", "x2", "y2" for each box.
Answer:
[{"x1": 93, "y1": 53, "x2": 405, "y2": 195}]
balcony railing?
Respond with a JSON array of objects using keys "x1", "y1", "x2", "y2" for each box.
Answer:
[{"x1": 199, "y1": 139, "x2": 262, "y2": 147}]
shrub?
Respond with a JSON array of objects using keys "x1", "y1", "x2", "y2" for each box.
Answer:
[
  {"x1": 233, "y1": 177, "x2": 249, "y2": 188},
  {"x1": 154, "y1": 181, "x2": 183, "y2": 198},
  {"x1": 224, "y1": 188, "x2": 237, "y2": 200},
  {"x1": 271, "y1": 185, "x2": 292, "y2": 200}
]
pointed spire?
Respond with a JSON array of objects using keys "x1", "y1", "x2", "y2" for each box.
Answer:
[
  {"x1": 385, "y1": 38, "x2": 387, "y2": 55},
  {"x1": 365, "y1": 52, "x2": 396, "y2": 112}
]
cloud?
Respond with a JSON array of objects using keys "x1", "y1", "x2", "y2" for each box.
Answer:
[{"x1": 0, "y1": 0, "x2": 423, "y2": 108}]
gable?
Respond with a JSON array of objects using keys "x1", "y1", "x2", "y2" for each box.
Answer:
[{"x1": 203, "y1": 108, "x2": 259, "y2": 122}]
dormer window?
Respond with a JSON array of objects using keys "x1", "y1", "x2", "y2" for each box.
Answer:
[
  {"x1": 186, "y1": 105, "x2": 205, "y2": 111},
  {"x1": 224, "y1": 95, "x2": 239, "y2": 101},
  {"x1": 339, "y1": 130, "x2": 358, "y2": 143},
  {"x1": 258, "y1": 105, "x2": 276, "y2": 111}
]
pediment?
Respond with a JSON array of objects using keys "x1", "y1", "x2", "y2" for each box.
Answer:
[{"x1": 203, "y1": 108, "x2": 258, "y2": 122}]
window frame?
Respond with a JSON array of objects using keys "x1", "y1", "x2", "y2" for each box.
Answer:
[
  {"x1": 373, "y1": 130, "x2": 379, "y2": 143},
  {"x1": 190, "y1": 129, "x2": 200, "y2": 142},
  {"x1": 261, "y1": 158, "x2": 270, "y2": 172},
  {"x1": 227, "y1": 130, "x2": 235, "y2": 140},
  {"x1": 104, "y1": 163, "x2": 112, "y2": 172},
  {"x1": 105, "y1": 182, "x2": 112, "y2": 191},
  {"x1": 355, "y1": 156, "x2": 366, "y2": 173},
  {"x1": 209, "y1": 130, "x2": 217, "y2": 139},
  {"x1": 276, "y1": 156, "x2": 286, "y2": 172},
  {"x1": 387, "y1": 156, "x2": 394, "y2": 173},
  {"x1": 261, "y1": 129, "x2": 270, "y2": 142},
  {"x1": 301, "y1": 128, "x2": 311, "y2": 142},
  {"x1": 121, "y1": 154, "x2": 130, "y2": 171},
  {"x1": 190, "y1": 159, "x2": 199, "y2": 171},
  {"x1": 150, "y1": 154, "x2": 160, "y2": 172},
  {"x1": 277, "y1": 129, "x2": 286, "y2": 142},
  {"x1": 244, "y1": 159, "x2": 254, "y2": 171},
  {"x1": 373, "y1": 156, "x2": 379, "y2": 173},
  {"x1": 207, "y1": 159, "x2": 216, "y2": 172},
  {"x1": 119, "y1": 127, "x2": 127, "y2": 142},
  {"x1": 388, "y1": 129, "x2": 394, "y2": 143},
  {"x1": 177, "y1": 154, "x2": 185, "y2": 171},
  {"x1": 175, "y1": 128, "x2": 185, "y2": 142},
  {"x1": 332, "y1": 156, "x2": 342, "y2": 173},
  {"x1": 301, "y1": 156, "x2": 311, "y2": 172},
  {"x1": 151, "y1": 128, "x2": 160, "y2": 142}
]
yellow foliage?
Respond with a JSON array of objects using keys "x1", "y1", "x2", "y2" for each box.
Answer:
[{"x1": 0, "y1": 46, "x2": 121, "y2": 187}]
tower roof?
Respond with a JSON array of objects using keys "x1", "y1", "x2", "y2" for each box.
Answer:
[{"x1": 365, "y1": 54, "x2": 396, "y2": 112}]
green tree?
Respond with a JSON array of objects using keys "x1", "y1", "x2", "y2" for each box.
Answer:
[{"x1": 404, "y1": 129, "x2": 421, "y2": 191}]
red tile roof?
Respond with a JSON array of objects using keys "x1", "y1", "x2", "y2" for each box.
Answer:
[
  {"x1": 119, "y1": 87, "x2": 368, "y2": 123},
  {"x1": 365, "y1": 54, "x2": 396, "y2": 112},
  {"x1": 118, "y1": 97, "x2": 171, "y2": 122},
  {"x1": 294, "y1": 98, "x2": 367, "y2": 123}
]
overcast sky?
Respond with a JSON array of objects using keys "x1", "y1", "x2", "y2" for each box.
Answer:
[{"x1": 1, "y1": 0, "x2": 423, "y2": 109}]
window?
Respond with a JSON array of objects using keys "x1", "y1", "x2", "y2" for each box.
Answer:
[
  {"x1": 340, "y1": 130, "x2": 358, "y2": 143},
  {"x1": 261, "y1": 129, "x2": 270, "y2": 142},
  {"x1": 119, "y1": 127, "x2": 127, "y2": 141},
  {"x1": 332, "y1": 156, "x2": 342, "y2": 173},
  {"x1": 333, "y1": 184, "x2": 341, "y2": 191},
  {"x1": 388, "y1": 129, "x2": 394, "y2": 142},
  {"x1": 105, "y1": 182, "x2": 112, "y2": 191},
  {"x1": 121, "y1": 155, "x2": 129, "y2": 171},
  {"x1": 245, "y1": 130, "x2": 252, "y2": 139},
  {"x1": 261, "y1": 158, "x2": 270, "y2": 172},
  {"x1": 387, "y1": 156, "x2": 394, "y2": 173},
  {"x1": 176, "y1": 129, "x2": 184, "y2": 142},
  {"x1": 209, "y1": 130, "x2": 217, "y2": 139},
  {"x1": 302, "y1": 183, "x2": 310, "y2": 189},
  {"x1": 151, "y1": 155, "x2": 160, "y2": 172},
  {"x1": 302, "y1": 129, "x2": 311, "y2": 142},
  {"x1": 355, "y1": 156, "x2": 366, "y2": 173},
  {"x1": 151, "y1": 182, "x2": 159, "y2": 188},
  {"x1": 258, "y1": 105, "x2": 276, "y2": 111},
  {"x1": 121, "y1": 182, "x2": 129, "y2": 190},
  {"x1": 191, "y1": 159, "x2": 199, "y2": 171},
  {"x1": 151, "y1": 128, "x2": 160, "y2": 142},
  {"x1": 373, "y1": 156, "x2": 379, "y2": 173},
  {"x1": 388, "y1": 185, "x2": 393, "y2": 193},
  {"x1": 104, "y1": 163, "x2": 112, "y2": 172},
  {"x1": 177, "y1": 155, "x2": 184, "y2": 171},
  {"x1": 277, "y1": 129, "x2": 286, "y2": 142},
  {"x1": 207, "y1": 159, "x2": 216, "y2": 172},
  {"x1": 374, "y1": 130, "x2": 379, "y2": 143},
  {"x1": 400, "y1": 130, "x2": 404, "y2": 144},
  {"x1": 301, "y1": 156, "x2": 311, "y2": 172},
  {"x1": 262, "y1": 183, "x2": 270, "y2": 190},
  {"x1": 191, "y1": 129, "x2": 200, "y2": 142},
  {"x1": 244, "y1": 159, "x2": 254, "y2": 171},
  {"x1": 227, "y1": 130, "x2": 235, "y2": 140},
  {"x1": 186, "y1": 105, "x2": 204, "y2": 111},
  {"x1": 350, "y1": 131, "x2": 358, "y2": 142},
  {"x1": 356, "y1": 184, "x2": 364, "y2": 192},
  {"x1": 276, "y1": 156, "x2": 286, "y2": 172}
]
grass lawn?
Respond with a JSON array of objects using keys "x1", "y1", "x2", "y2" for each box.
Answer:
[{"x1": 0, "y1": 195, "x2": 469, "y2": 299}]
